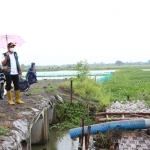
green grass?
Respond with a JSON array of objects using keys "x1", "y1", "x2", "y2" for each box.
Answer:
[
  {"x1": 22, "y1": 65, "x2": 150, "y2": 72},
  {"x1": 103, "y1": 67, "x2": 150, "y2": 105},
  {"x1": 58, "y1": 67, "x2": 150, "y2": 107},
  {"x1": 50, "y1": 100, "x2": 95, "y2": 130},
  {"x1": 59, "y1": 78, "x2": 111, "y2": 106},
  {"x1": 0, "y1": 126, "x2": 9, "y2": 136},
  {"x1": 0, "y1": 113, "x2": 6, "y2": 118}
]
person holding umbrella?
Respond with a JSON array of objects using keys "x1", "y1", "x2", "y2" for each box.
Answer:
[{"x1": 1, "y1": 42, "x2": 24, "y2": 105}]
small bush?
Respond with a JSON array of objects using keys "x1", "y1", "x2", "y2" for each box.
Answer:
[{"x1": 50, "y1": 100, "x2": 95, "y2": 130}]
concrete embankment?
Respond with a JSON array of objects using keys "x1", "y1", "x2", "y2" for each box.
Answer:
[
  {"x1": 0, "y1": 79, "x2": 66, "y2": 150},
  {"x1": 0, "y1": 95, "x2": 58, "y2": 150}
]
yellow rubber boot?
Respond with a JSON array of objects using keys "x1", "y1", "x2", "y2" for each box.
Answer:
[
  {"x1": 15, "y1": 90, "x2": 24, "y2": 104},
  {"x1": 7, "y1": 91, "x2": 15, "y2": 105}
]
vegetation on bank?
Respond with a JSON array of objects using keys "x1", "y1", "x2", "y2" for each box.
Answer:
[
  {"x1": 59, "y1": 65, "x2": 150, "y2": 105},
  {"x1": 103, "y1": 67, "x2": 150, "y2": 105},
  {"x1": 0, "y1": 126, "x2": 9, "y2": 136},
  {"x1": 58, "y1": 60, "x2": 111, "y2": 106},
  {"x1": 22, "y1": 65, "x2": 150, "y2": 72},
  {"x1": 50, "y1": 61, "x2": 150, "y2": 130},
  {"x1": 50, "y1": 100, "x2": 95, "y2": 130}
]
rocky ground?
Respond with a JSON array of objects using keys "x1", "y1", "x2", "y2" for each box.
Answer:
[{"x1": 106, "y1": 100, "x2": 150, "y2": 113}]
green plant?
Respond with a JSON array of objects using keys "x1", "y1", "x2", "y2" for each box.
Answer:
[
  {"x1": 59, "y1": 77, "x2": 111, "y2": 105},
  {"x1": 25, "y1": 92, "x2": 32, "y2": 96},
  {"x1": 102, "y1": 68, "x2": 150, "y2": 106},
  {"x1": 43, "y1": 86, "x2": 47, "y2": 89},
  {"x1": 0, "y1": 126, "x2": 9, "y2": 136},
  {"x1": 32, "y1": 86, "x2": 44, "y2": 94},
  {"x1": 0, "y1": 113, "x2": 6, "y2": 118},
  {"x1": 76, "y1": 59, "x2": 89, "y2": 81},
  {"x1": 50, "y1": 100, "x2": 95, "y2": 130},
  {"x1": 94, "y1": 130, "x2": 122, "y2": 149}
]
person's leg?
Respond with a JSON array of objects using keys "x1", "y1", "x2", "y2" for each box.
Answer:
[
  {"x1": 12, "y1": 75, "x2": 24, "y2": 104},
  {"x1": 5, "y1": 75, "x2": 15, "y2": 105}
]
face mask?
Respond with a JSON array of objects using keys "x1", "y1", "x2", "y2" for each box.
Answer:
[{"x1": 10, "y1": 48, "x2": 15, "y2": 52}]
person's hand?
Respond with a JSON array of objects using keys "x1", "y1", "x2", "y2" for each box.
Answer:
[
  {"x1": 3, "y1": 66, "x2": 10, "y2": 72},
  {"x1": 6, "y1": 52, "x2": 9, "y2": 57},
  {"x1": 19, "y1": 69, "x2": 22, "y2": 75}
]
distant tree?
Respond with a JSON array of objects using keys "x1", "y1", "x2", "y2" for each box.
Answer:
[
  {"x1": 115, "y1": 60, "x2": 124, "y2": 65},
  {"x1": 148, "y1": 60, "x2": 150, "y2": 64},
  {"x1": 21, "y1": 64, "x2": 25, "y2": 68},
  {"x1": 76, "y1": 60, "x2": 89, "y2": 80}
]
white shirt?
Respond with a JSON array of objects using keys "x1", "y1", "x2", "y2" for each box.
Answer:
[{"x1": 1, "y1": 52, "x2": 18, "y2": 75}]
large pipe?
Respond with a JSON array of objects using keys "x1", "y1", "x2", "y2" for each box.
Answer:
[{"x1": 69, "y1": 119, "x2": 150, "y2": 139}]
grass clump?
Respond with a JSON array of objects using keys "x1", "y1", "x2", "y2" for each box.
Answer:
[
  {"x1": 0, "y1": 113, "x2": 6, "y2": 118},
  {"x1": 59, "y1": 77, "x2": 111, "y2": 106},
  {"x1": 50, "y1": 100, "x2": 95, "y2": 130},
  {"x1": 0, "y1": 126, "x2": 9, "y2": 136}
]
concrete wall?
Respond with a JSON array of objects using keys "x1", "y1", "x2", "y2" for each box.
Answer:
[
  {"x1": 0, "y1": 96, "x2": 58, "y2": 150},
  {"x1": 31, "y1": 106, "x2": 51, "y2": 145}
]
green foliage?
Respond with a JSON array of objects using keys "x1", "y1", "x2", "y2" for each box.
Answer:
[
  {"x1": 58, "y1": 67, "x2": 150, "y2": 114},
  {"x1": 103, "y1": 68, "x2": 150, "y2": 105},
  {"x1": 59, "y1": 78, "x2": 111, "y2": 105},
  {"x1": 76, "y1": 60, "x2": 89, "y2": 81},
  {"x1": 73, "y1": 78, "x2": 111, "y2": 105},
  {"x1": 58, "y1": 81, "x2": 71, "y2": 92},
  {"x1": 50, "y1": 101, "x2": 95, "y2": 130},
  {"x1": 0, "y1": 113, "x2": 6, "y2": 118},
  {"x1": 94, "y1": 130, "x2": 122, "y2": 149},
  {"x1": 115, "y1": 60, "x2": 124, "y2": 65},
  {"x1": 0, "y1": 126, "x2": 9, "y2": 136}
]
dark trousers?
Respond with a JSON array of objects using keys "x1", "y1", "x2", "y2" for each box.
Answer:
[{"x1": 5, "y1": 75, "x2": 19, "y2": 91}]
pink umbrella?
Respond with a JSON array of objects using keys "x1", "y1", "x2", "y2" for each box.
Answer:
[{"x1": 0, "y1": 34, "x2": 25, "y2": 49}]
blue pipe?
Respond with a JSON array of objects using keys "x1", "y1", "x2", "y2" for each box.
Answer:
[{"x1": 69, "y1": 119, "x2": 150, "y2": 139}]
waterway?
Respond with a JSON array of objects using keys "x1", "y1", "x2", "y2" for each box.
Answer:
[
  {"x1": 32, "y1": 129, "x2": 95, "y2": 150},
  {"x1": 22, "y1": 70, "x2": 115, "y2": 80},
  {"x1": 32, "y1": 130, "x2": 78, "y2": 150}
]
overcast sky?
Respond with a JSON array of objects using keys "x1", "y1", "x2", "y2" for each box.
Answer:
[{"x1": 0, "y1": 0, "x2": 150, "y2": 65}]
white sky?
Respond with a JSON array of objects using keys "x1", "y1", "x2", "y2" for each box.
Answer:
[{"x1": 0, "y1": 0, "x2": 150, "y2": 65}]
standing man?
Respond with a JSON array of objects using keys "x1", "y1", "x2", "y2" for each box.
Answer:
[{"x1": 1, "y1": 42, "x2": 24, "y2": 105}]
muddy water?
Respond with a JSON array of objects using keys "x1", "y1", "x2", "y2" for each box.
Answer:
[
  {"x1": 32, "y1": 129, "x2": 79, "y2": 150},
  {"x1": 32, "y1": 129, "x2": 95, "y2": 150}
]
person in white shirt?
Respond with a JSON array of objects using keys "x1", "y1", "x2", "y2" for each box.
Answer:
[{"x1": 1, "y1": 42, "x2": 24, "y2": 105}]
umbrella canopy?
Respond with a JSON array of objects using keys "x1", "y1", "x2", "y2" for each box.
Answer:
[{"x1": 0, "y1": 34, "x2": 25, "y2": 49}]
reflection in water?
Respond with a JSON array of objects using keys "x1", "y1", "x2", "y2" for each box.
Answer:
[{"x1": 32, "y1": 130, "x2": 79, "y2": 150}]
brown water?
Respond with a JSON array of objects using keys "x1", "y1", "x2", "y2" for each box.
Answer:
[
  {"x1": 32, "y1": 129, "x2": 79, "y2": 150},
  {"x1": 32, "y1": 129, "x2": 95, "y2": 150}
]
